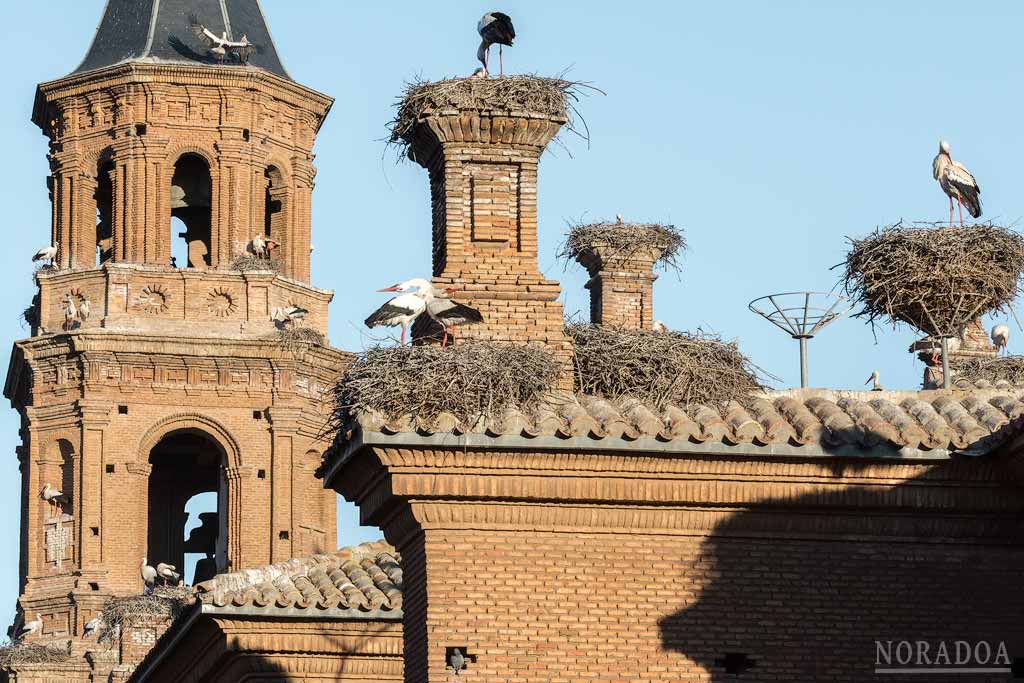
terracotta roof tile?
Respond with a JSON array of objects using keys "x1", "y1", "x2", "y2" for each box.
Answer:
[
  {"x1": 194, "y1": 541, "x2": 401, "y2": 615},
  {"x1": 341, "y1": 388, "x2": 1024, "y2": 455}
]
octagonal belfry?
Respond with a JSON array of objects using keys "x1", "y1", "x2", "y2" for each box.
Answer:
[{"x1": 5, "y1": 0, "x2": 348, "y2": 656}]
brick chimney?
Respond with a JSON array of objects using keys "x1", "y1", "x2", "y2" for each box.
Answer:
[
  {"x1": 573, "y1": 226, "x2": 674, "y2": 330},
  {"x1": 405, "y1": 104, "x2": 568, "y2": 354}
]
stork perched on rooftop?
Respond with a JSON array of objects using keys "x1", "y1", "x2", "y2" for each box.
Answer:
[
  {"x1": 865, "y1": 370, "x2": 884, "y2": 391},
  {"x1": 992, "y1": 323, "x2": 1010, "y2": 355},
  {"x1": 365, "y1": 279, "x2": 430, "y2": 346},
  {"x1": 190, "y1": 15, "x2": 257, "y2": 64},
  {"x1": 33, "y1": 243, "x2": 58, "y2": 266},
  {"x1": 426, "y1": 288, "x2": 484, "y2": 348},
  {"x1": 477, "y1": 12, "x2": 515, "y2": 77},
  {"x1": 933, "y1": 140, "x2": 981, "y2": 227}
]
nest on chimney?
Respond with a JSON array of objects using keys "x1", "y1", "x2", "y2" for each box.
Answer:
[
  {"x1": 97, "y1": 586, "x2": 193, "y2": 644},
  {"x1": 228, "y1": 254, "x2": 282, "y2": 274},
  {"x1": 0, "y1": 642, "x2": 72, "y2": 668},
  {"x1": 559, "y1": 220, "x2": 686, "y2": 273},
  {"x1": 388, "y1": 74, "x2": 595, "y2": 158},
  {"x1": 841, "y1": 221, "x2": 1024, "y2": 338},
  {"x1": 330, "y1": 343, "x2": 560, "y2": 431},
  {"x1": 950, "y1": 355, "x2": 1024, "y2": 387},
  {"x1": 566, "y1": 324, "x2": 764, "y2": 411}
]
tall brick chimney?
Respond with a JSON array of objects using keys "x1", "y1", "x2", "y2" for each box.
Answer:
[
  {"x1": 404, "y1": 103, "x2": 568, "y2": 354},
  {"x1": 572, "y1": 223, "x2": 675, "y2": 330}
]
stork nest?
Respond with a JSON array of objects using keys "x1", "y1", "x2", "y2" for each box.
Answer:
[
  {"x1": 278, "y1": 326, "x2": 325, "y2": 349},
  {"x1": 97, "y1": 586, "x2": 193, "y2": 644},
  {"x1": 0, "y1": 643, "x2": 71, "y2": 668},
  {"x1": 388, "y1": 75, "x2": 595, "y2": 159},
  {"x1": 330, "y1": 343, "x2": 561, "y2": 430},
  {"x1": 229, "y1": 254, "x2": 282, "y2": 274},
  {"x1": 21, "y1": 305, "x2": 37, "y2": 330},
  {"x1": 559, "y1": 221, "x2": 686, "y2": 272},
  {"x1": 951, "y1": 355, "x2": 1024, "y2": 387},
  {"x1": 567, "y1": 324, "x2": 764, "y2": 411},
  {"x1": 841, "y1": 222, "x2": 1024, "y2": 337}
]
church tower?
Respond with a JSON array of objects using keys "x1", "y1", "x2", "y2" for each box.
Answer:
[{"x1": 5, "y1": 0, "x2": 345, "y2": 643}]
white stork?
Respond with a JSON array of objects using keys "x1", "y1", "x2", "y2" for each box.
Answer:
[
  {"x1": 33, "y1": 243, "x2": 59, "y2": 265},
  {"x1": 39, "y1": 483, "x2": 68, "y2": 514},
  {"x1": 651, "y1": 320, "x2": 668, "y2": 333},
  {"x1": 272, "y1": 305, "x2": 309, "y2": 327},
  {"x1": 933, "y1": 140, "x2": 981, "y2": 227},
  {"x1": 17, "y1": 615, "x2": 42, "y2": 641},
  {"x1": 63, "y1": 296, "x2": 77, "y2": 331},
  {"x1": 249, "y1": 234, "x2": 267, "y2": 258},
  {"x1": 478, "y1": 12, "x2": 515, "y2": 77},
  {"x1": 78, "y1": 298, "x2": 91, "y2": 323},
  {"x1": 83, "y1": 616, "x2": 103, "y2": 638},
  {"x1": 992, "y1": 323, "x2": 1010, "y2": 355},
  {"x1": 865, "y1": 370, "x2": 884, "y2": 391},
  {"x1": 190, "y1": 15, "x2": 256, "y2": 64},
  {"x1": 140, "y1": 558, "x2": 158, "y2": 590},
  {"x1": 425, "y1": 288, "x2": 484, "y2": 348},
  {"x1": 365, "y1": 279, "x2": 430, "y2": 346},
  {"x1": 156, "y1": 562, "x2": 181, "y2": 586}
]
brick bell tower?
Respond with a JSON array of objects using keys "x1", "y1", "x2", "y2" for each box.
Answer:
[{"x1": 4, "y1": 0, "x2": 346, "y2": 643}]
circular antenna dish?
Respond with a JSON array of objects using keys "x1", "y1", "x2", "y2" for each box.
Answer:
[{"x1": 748, "y1": 292, "x2": 850, "y2": 387}]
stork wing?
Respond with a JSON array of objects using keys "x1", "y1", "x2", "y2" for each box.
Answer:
[
  {"x1": 189, "y1": 15, "x2": 224, "y2": 48},
  {"x1": 230, "y1": 43, "x2": 257, "y2": 63},
  {"x1": 948, "y1": 160, "x2": 980, "y2": 193}
]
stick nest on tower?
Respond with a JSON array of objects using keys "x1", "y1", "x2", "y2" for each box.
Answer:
[
  {"x1": 388, "y1": 75, "x2": 594, "y2": 158},
  {"x1": 566, "y1": 324, "x2": 764, "y2": 411},
  {"x1": 841, "y1": 222, "x2": 1024, "y2": 337},
  {"x1": 951, "y1": 355, "x2": 1024, "y2": 387},
  {"x1": 229, "y1": 254, "x2": 282, "y2": 274},
  {"x1": 97, "y1": 586, "x2": 193, "y2": 644},
  {"x1": 559, "y1": 221, "x2": 686, "y2": 272},
  {"x1": 0, "y1": 643, "x2": 72, "y2": 668},
  {"x1": 330, "y1": 343, "x2": 561, "y2": 430}
]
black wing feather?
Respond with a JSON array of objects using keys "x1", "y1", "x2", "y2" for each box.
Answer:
[
  {"x1": 365, "y1": 303, "x2": 416, "y2": 328},
  {"x1": 435, "y1": 302, "x2": 484, "y2": 324},
  {"x1": 948, "y1": 178, "x2": 983, "y2": 218}
]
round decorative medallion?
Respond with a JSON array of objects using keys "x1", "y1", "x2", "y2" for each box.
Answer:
[
  {"x1": 136, "y1": 285, "x2": 169, "y2": 315},
  {"x1": 207, "y1": 287, "x2": 238, "y2": 317}
]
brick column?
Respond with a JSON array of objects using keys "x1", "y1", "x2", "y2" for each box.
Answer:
[
  {"x1": 216, "y1": 140, "x2": 250, "y2": 268},
  {"x1": 268, "y1": 407, "x2": 302, "y2": 562},
  {"x1": 574, "y1": 242, "x2": 669, "y2": 330},
  {"x1": 49, "y1": 151, "x2": 81, "y2": 269},
  {"x1": 291, "y1": 157, "x2": 315, "y2": 283},
  {"x1": 76, "y1": 401, "x2": 111, "y2": 570},
  {"x1": 406, "y1": 109, "x2": 568, "y2": 355}
]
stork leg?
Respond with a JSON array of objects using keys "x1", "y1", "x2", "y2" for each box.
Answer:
[
  {"x1": 957, "y1": 196, "x2": 965, "y2": 226},
  {"x1": 499, "y1": 45, "x2": 504, "y2": 77},
  {"x1": 400, "y1": 325, "x2": 407, "y2": 347},
  {"x1": 949, "y1": 195, "x2": 954, "y2": 228},
  {"x1": 441, "y1": 328, "x2": 449, "y2": 349}
]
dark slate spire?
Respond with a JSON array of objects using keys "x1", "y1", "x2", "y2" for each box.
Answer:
[{"x1": 73, "y1": 0, "x2": 291, "y2": 80}]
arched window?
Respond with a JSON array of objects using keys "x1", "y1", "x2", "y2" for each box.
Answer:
[
  {"x1": 148, "y1": 430, "x2": 225, "y2": 584},
  {"x1": 264, "y1": 166, "x2": 288, "y2": 265},
  {"x1": 95, "y1": 161, "x2": 114, "y2": 265},
  {"x1": 58, "y1": 440, "x2": 75, "y2": 512},
  {"x1": 170, "y1": 154, "x2": 212, "y2": 268}
]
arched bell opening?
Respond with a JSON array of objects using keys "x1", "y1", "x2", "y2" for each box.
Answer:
[
  {"x1": 170, "y1": 154, "x2": 212, "y2": 268},
  {"x1": 263, "y1": 165, "x2": 289, "y2": 269},
  {"x1": 95, "y1": 161, "x2": 114, "y2": 266},
  {"x1": 147, "y1": 429, "x2": 225, "y2": 585}
]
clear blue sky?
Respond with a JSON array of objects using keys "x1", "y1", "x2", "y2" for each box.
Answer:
[{"x1": 1, "y1": 1, "x2": 1022, "y2": 618}]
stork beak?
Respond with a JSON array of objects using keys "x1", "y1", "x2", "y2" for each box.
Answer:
[
  {"x1": 377, "y1": 284, "x2": 402, "y2": 292},
  {"x1": 864, "y1": 376, "x2": 872, "y2": 385},
  {"x1": 444, "y1": 288, "x2": 457, "y2": 295}
]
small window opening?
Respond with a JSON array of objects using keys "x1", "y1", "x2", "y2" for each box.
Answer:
[
  {"x1": 88, "y1": 582, "x2": 99, "y2": 591},
  {"x1": 242, "y1": 129, "x2": 250, "y2": 142},
  {"x1": 90, "y1": 527, "x2": 99, "y2": 537},
  {"x1": 105, "y1": 464, "x2": 115, "y2": 473},
  {"x1": 257, "y1": 469, "x2": 266, "y2": 479},
  {"x1": 252, "y1": 410, "x2": 262, "y2": 420},
  {"x1": 278, "y1": 530, "x2": 289, "y2": 540},
  {"x1": 134, "y1": 123, "x2": 147, "y2": 136},
  {"x1": 118, "y1": 405, "x2": 128, "y2": 415},
  {"x1": 715, "y1": 653, "x2": 757, "y2": 675}
]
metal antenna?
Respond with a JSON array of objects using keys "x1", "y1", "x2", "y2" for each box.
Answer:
[{"x1": 748, "y1": 292, "x2": 850, "y2": 388}]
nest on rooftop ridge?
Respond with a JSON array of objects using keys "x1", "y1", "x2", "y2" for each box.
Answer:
[
  {"x1": 567, "y1": 324, "x2": 764, "y2": 411},
  {"x1": 951, "y1": 355, "x2": 1024, "y2": 387},
  {"x1": 841, "y1": 222, "x2": 1024, "y2": 338},
  {"x1": 97, "y1": 586, "x2": 193, "y2": 644},
  {"x1": 559, "y1": 221, "x2": 686, "y2": 273},
  {"x1": 330, "y1": 342, "x2": 561, "y2": 431},
  {"x1": 388, "y1": 75, "x2": 593, "y2": 158},
  {"x1": 0, "y1": 643, "x2": 72, "y2": 668},
  {"x1": 228, "y1": 254, "x2": 282, "y2": 274}
]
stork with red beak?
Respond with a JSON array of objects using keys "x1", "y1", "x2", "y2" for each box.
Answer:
[
  {"x1": 365, "y1": 279, "x2": 431, "y2": 346},
  {"x1": 426, "y1": 288, "x2": 484, "y2": 347}
]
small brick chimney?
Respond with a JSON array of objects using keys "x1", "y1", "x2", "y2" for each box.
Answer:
[
  {"x1": 573, "y1": 227, "x2": 673, "y2": 330},
  {"x1": 405, "y1": 105, "x2": 568, "y2": 354}
]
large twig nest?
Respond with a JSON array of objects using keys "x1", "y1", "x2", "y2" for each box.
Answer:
[
  {"x1": 951, "y1": 355, "x2": 1024, "y2": 387},
  {"x1": 559, "y1": 221, "x2": 686, "y2": 273},
  {"x1": 0, "y1": 643, "x2": 71, "y2": 668},
  {"x1": 97, "y1": 586, "x2": 193, "y2": 644},
  {"x1": 388, "y1": 75, "x2": 595, "y2": 159},
  {"x1": 842, "y1": 222, "x2": 1024, "y2": 337},
  {"x1": 567, "y1": 324, "x2": 764, "y2": 410},
  {"x1": 229, "y1": 254, "x2": 282, "y2": 274},
  {"x1": 331, "y1": 343, "x2": 561, "y2": 429}
]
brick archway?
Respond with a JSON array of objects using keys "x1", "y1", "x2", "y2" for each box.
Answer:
[{"x1": 138, "y1": 414, "x2": 241, "y2": 469}]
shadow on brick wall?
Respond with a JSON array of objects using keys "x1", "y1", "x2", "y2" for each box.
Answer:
[{"x1": 658, "y1": 460, "x2": 1024, "y2": 682}]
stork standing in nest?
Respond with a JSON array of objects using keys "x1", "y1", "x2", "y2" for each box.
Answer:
[
  {"x1": 477, "y1": 12, "x2": 515, "y2": 77},
  {"x1": 933, "y1": 140, "x2": 981, "y2": 227},
  {"x1": 365, "y1": 279, "x2": 431, "y2": 346},
  {"x1": 425, "y1": 288, "x2": 484, "y2": 348}
]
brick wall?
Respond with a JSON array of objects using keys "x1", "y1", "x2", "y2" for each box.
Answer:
[{"x1": 575, "y1": 242, "x2": 667, "y2": 331}]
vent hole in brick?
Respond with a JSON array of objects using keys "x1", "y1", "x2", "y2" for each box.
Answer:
[
  {"x1": 252, "y1": 410, "x2": 262, "y2": 420},
  {"x1": 117, "y1": 405, "x2": 128, "y2": 415},
  {"x1": 278, "y1": 530, "x2": 289, "y2": 540},
  {"x1": 243, "y1": 128, "x2": 250, "y2": 141},
  {"x1": 257, "y1": 469, "x2": 266, "y2": 479},
  {"x1": 134, "y1": 123, "x2": 147, "y2": 136},
  {"x1": 90, "y1": 527, "x2": 99, "y2": 537},
  {"x1": 105, "y1": 464, "x2": 115, "y2": 473},
  {"x1": 88, "y1": 582, "x2": 99, "y2": 591},
  {"x1": 715, "y1": 653, "x2": 756, "y2": 675}
]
